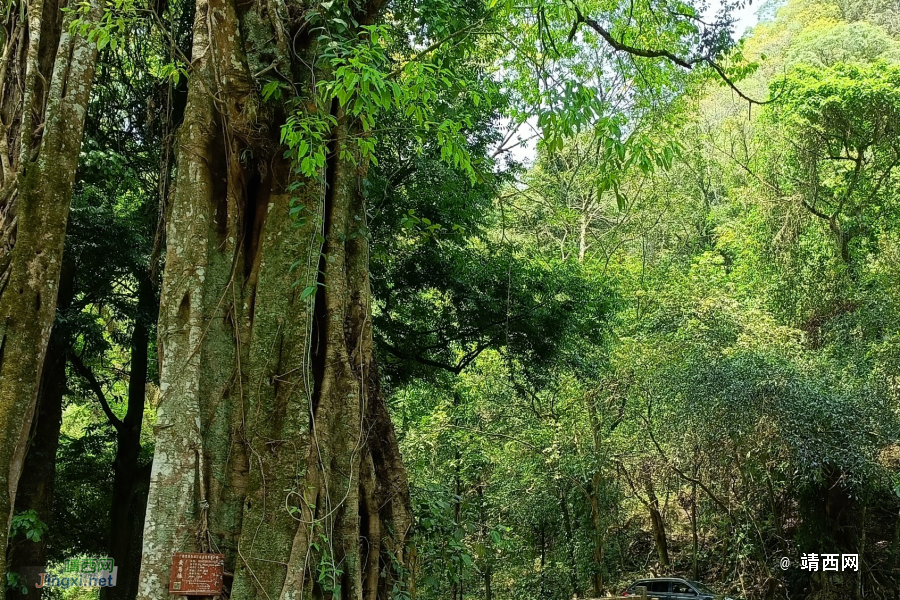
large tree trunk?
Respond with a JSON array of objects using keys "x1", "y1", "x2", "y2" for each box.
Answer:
[
  {"x1": 136, "y1": 2, "x2": 412, "y2": 599},
  {"x1": 0, "y1": 0, "x2": 101, "y2": 578},
  {"x1": 6, "y1": 258, "x2": 73, "y2": 598},
  {"x1": 5, "y1": 331, "x2": 64, "y2": 595}
]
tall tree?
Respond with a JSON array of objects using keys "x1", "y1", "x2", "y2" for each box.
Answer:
[
  {"x1": 0, "y1": 0, "x2": 102, "y2": 577},
  {"x1": 136, "y1": 1, "x2": 413, "y2": 598}
]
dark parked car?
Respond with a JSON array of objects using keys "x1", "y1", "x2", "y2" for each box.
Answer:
[{"x1": 623, "y1": 577, "x2": 736, "y2": 600}]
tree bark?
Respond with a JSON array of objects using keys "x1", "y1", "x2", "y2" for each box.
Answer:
[
  {"x1": 136, "y1": 2, "x2": 411, "y2": 599},
  {"x1": 101, "y1": 274, "x2": 157, "y2": 600},
  {"x1": 0, "y1": 0, "x2": 101, "y2": 579},
  {"x1": 6, "y1": 256, "x2": 74, "y2": 597}
]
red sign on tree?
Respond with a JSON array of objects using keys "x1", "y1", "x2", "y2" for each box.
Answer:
[{"x1": 168, "y1": 553, "x2": 225, "y2": 596}]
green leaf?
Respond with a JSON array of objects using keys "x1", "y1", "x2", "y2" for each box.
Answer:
[{"x1": 262, "y1": 81, "x2": 281, "y2": 101}]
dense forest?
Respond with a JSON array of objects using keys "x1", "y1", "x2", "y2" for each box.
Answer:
[{"x1": 0, "y1": 0, "x2": 898, "y2": 598}]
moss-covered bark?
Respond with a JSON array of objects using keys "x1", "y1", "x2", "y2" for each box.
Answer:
[
  {"x1": 6, "y1": 256, "x2": 74, "y2": 600},
  {"x1": 137, "y1": 2, "x2": 411, "y2": 599},
  {"x1": 0, "y1": 0, "x2": 101, "y2": 579}
]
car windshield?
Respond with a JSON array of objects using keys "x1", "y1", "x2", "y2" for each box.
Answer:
[{"x1": 689, "y1": 581, "x2": 715, "y2": 594}]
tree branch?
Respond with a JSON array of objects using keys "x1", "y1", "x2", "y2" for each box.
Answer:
[
  {"x1": 799, "y1": 197, "x2": 832, "y2": 222},
  {"x1": 616, "y1": 459, "x2": 651, "y2": 509},
  {"x1": 570, "y1": 7, "x2": 694, "y2": 69},
  {"x1": 68, "y1": 352, "x2": 124, "y2": 432},
  {"x1": 567, "y1": 2, "x2": 775, "y2": 106},
  {"x1": 387, "y1": 18, "x2": 486, "y2": 80},
  {"x1": 380, "y1": 340, "x2": 470, "y2": 374},
  {"x1": 643, "y1": 417, "x2": 731, "y2": 516}
]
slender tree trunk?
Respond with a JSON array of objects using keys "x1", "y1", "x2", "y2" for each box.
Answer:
[
  {"x1": 6, "y1": 258, "x2": 74, "y2": 597},
  {"x1": 539, "y1": 526, "x2": 546, "y2": 599},
  {"x1": 126, "y1": 463, "x2": 153, "y2": 599},
  {"x1": 409, "y1": 544, "x2": 418, "y2": 600},
  {"x1": 892, "y1": 507, "x2": 900, "y2": 600},
  {"x1": 589, "y1": 491, "x2": 603, "y2": 597},
  {"x1": 476, "y1": 485, "x2": 491, "y2": 600},
  {"x1": 136, "y1": 2, "x2": 411, "y2": 599},
  {"x1": 559, "y1": 488, "x2": 578, "y2": 599},
  {"x1": 451, "y1": 392, "x2": 462, "y2": 600},
  {"x1": 102, "y1": 274, "x2": 156, "y2": 600},
  {"x1": 691, "y1": 479, "x2": 698, "y2": 581},
  {"x1": 584, "y1": 392, "x2": 605, "y2": 596},
  {"x1": 857, "y1": 497, "x2": 867, "y2": 600},
  {"x1": 645, "y1": 477, "x2": 669, "y2": 570},
  {"x1": 0, "y1": 0, "x2": 101, "y2": 576}
]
